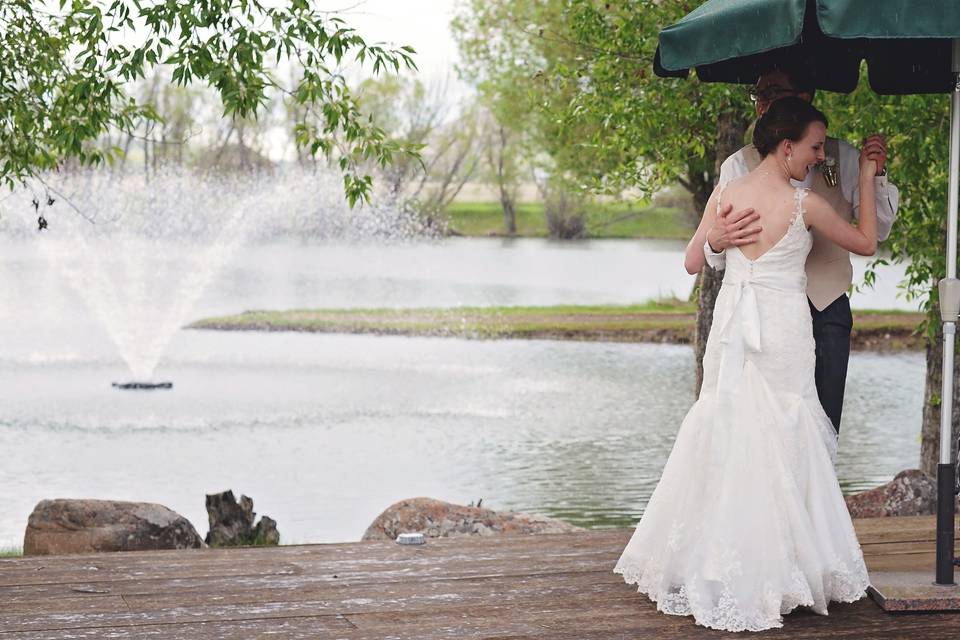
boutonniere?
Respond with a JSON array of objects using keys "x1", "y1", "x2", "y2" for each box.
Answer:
[{"x1": 817, "y1": 156, "x2": 839, "y2": 188}]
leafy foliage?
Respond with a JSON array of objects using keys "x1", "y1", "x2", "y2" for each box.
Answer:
[
  {"x1": 818, "y1": 73, "x2": 950, "y2": 324},
  {"x1": 453, "y1": 0, "x2": 753, "y2": 215},
  {"x1": 0, "y1": 0, "x2": 418, "y2": 205}
]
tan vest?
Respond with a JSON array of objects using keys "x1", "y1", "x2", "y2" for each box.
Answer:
[{"x1": 740, "y1": 139, "x2": 853, "y2": 311}]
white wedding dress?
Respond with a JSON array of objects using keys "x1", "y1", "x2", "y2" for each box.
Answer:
[{"x1": 614, "y1": 187, "x2": 870, "y2": 632}]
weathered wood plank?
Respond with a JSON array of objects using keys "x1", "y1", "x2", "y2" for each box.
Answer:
[
  {"x1": 0, "y1": 573, "x2": 637, "y2": 632},
  {"x1": 0, "y1": 555, "x2": 618, "y2": 607},
  {"x1": 0, "y1": 595, "x2": 128, "y2": 617},
  {"x1": 119, "y1": 570, "x2": 625, "y2": 612},
  {"x1": 854, "y1": 515, "x2": 959, "y2": 543},
  {"x1": 0, "y1": 557, "x2": 303, "y2": 588},
  {"x1": 0, "y1": 615, "x2": 355, "y2": 639},
  {"x1": 3, "y1": 598, "x2": 955, "y2": 640},
  {"x1": 0, "y1": 543, "x2": 626, "y2": 607},
  {"x1": 861, "y1": 542, "x2": 960, "y2": 557},
  {"x1": 0, "y1": 529, "x2": 629, "y2": 569},
  {"x1": 2, "y1": 520, "x2": 959, "y2": 639},
  {"x1": 0, "y1": 531, "x2": 629, "y2": 588}
]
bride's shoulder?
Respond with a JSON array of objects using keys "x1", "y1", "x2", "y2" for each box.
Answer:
[
  {"x1": 796, "y1": 188, "x2": 831, "y2": 217},
  {"x1": 718, "y1": 174, "x2": 751, "y2": 194}
]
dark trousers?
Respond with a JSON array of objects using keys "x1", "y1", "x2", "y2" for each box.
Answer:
[{"x1": 809, "y1": 294, "x2": 853, "y2": 434}]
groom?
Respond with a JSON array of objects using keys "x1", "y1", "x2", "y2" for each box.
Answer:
[{"x1": 702, "y1": 66, "x2": 900, "y2": 434}]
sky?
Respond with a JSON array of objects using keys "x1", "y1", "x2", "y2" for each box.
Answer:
[{"x1": 319, "y1": 0, "x2": 470, "y2": 99}]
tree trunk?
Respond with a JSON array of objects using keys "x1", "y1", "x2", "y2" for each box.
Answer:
[
  {"x1": 238, "y1": 123, "x2": 249, "y2": 170},
  {"x1": 496, "y1": 126, "x2": 516, "y2": 234},
  {"x1": 692, "y1": 109, "x2": 749, "y2": 395},
  {"x1": 921, "y1": 315, "x2": 960, "y2": 476},
  {"x1": 500, "y1": 192, "x2": 517, "y2": 234},
  {"x1": 143, "y1": 133, "x2": 150, "y2": 182}
]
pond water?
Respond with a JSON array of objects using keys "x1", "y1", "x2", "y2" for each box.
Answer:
[{"x1": 0, "y1": 237, "x2": 924, "y2": 548}]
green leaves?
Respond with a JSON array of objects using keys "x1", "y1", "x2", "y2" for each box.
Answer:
[
  {"x1": 820, "y1": 74, "x2": 950, "y2": 325},
  {"x1": 1, "y1": 0, "x2": 419, "y2": 205},
  {"x1": 454, "y1": 0, "x2": 752, "y2": 207}
]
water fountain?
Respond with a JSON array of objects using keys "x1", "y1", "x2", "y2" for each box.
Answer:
[{"x1": 0, "y1": 165, "x2": 438, "y2": 388}]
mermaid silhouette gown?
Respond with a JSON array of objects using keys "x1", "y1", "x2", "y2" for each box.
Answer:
[{"x1": 614, "y1": 187, "x2": 869, "y2": 632}]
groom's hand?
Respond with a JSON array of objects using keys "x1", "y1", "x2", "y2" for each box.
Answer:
[
  {"x1": 706, "y1": 204, "x2": 761, "y2": 252},
  {"x1": 862, "y1": 134, "x2": 888, "y2": 175}
]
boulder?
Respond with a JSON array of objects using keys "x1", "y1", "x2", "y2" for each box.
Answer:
[
  {"x1": 362, "y1": 497, "x2": 583, "y2": 541},
  {"x1": 23, "y1": 499, "x2": 204, "y2": 556},
  {"x1": 205, "y1": 490, "x2": 279, "y2": 546},
  {"x1": 845, "y1": 469, "x2": 938, "y2": 518}
]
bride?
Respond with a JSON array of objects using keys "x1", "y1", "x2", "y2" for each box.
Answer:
[{"x1": 614, "y1": 97, "x2": 875, "y2": 632}]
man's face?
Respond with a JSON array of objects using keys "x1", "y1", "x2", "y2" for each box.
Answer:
[{"x1": 753, "y1": 71, "x2": 811, "y2": 116}]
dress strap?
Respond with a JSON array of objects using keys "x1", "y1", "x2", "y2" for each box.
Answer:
[
  {"x1": 792, "y1": 187, "x2": 809, "y2": 227},
  {"x1": 715, "y1": 182, "x2": 727, "y2": 217}
]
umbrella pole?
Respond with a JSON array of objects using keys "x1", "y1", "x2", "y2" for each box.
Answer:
[{"x1": 936, "y1": 39, "x2": 960, "y2": 586}]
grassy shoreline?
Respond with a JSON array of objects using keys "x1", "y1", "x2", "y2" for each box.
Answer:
[
  {"x1": 189, "y1": 303, "x2": 925, "y2": 351},
  {"x1": 445, "y1": 201, "x2": 692, "y2": 239}
]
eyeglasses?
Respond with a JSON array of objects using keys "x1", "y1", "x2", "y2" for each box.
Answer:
[{"x1": 749, "y1": 85, "x2": 798, "y2": 103}]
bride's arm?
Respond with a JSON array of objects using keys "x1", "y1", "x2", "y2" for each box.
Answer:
[
  {"x1": 684, "y1": 187, "x2": 721, "y2": 274},
  {"x1": 805, "y1": 160, "x2": 878, "y2": 256}
]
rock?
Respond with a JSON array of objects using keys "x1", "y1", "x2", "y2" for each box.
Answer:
[
  {"x1": 845, "y1": 469, "x2": 938, "y2": 518},
  {"x1": 23, "y1": 499, "x2": 204, "y2": 556},
  {"x1": 205, "y1": 490, "x2": 279, "y2": 546},
  {"x1": 362, "y1": 497, "x2": 583, "y2": 541}
]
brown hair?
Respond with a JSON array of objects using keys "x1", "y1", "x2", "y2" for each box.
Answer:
[{"x1": 752, "y1": 96, "x2": 828, "y2": 157}]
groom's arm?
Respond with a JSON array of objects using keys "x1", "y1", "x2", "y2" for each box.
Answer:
[
  {"x1": 703, "y1": 153, "x2": 759, "y2": 270},
  {"x1": 706, "y1": 203, "x2": 761, "y2": 254}
]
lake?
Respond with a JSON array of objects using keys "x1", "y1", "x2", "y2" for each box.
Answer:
[{"x1": 0, "y1": 237, "x2": 924, "y2": 548}]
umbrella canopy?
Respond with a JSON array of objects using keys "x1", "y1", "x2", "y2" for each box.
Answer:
[{"x1": 655, "y1": 0, "x2": 960, "y2": 93}]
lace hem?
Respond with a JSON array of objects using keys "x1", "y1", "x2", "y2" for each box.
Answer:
[{"x1": 614, "y1": 560, "x2": 868, "y2": 633}]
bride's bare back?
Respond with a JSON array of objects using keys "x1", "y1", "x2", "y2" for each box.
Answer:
[{"x1": 718, "y1": 173, "x2": 801, "y2": 262}]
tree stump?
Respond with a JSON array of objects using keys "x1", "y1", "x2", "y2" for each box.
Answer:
[{"x1": 205, "y1": 490, "x2": 279, "y2": 546}]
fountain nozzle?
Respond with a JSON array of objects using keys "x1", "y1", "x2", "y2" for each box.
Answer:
[{"x1": 111, "y1": 382, "x2": 173, "y2": 390}]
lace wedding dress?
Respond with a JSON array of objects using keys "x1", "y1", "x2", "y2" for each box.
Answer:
[{"x1": 614, "y1": 187, "x2": 870, "y2": 632}]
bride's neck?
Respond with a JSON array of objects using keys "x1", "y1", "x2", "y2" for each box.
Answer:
[{"x1": 755, "y1": 155, "x2": 792, "y2": 185}]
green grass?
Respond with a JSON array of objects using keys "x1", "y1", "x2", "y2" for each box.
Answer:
[
  {"x1": 0, "y1": 546, "x2": 22, "y2": 557},
  {"x1": 445, "y1": 202, "x2": 548, "y2": 237},
  {"x1": 586, "y1": 205, "x2": 694, "y2": 239},
  {"x1": 274, "y1": 299, "x2": 697, "y2": 316},
  {"x1": 444, "y1": 201, "x2": 694, "y2": 239},
  {"x1": 189, "y1": 300, "x2": 923, "y2": 349}
]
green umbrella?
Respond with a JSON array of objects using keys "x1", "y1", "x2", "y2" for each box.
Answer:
[
  {"x1": 656, "y1": 0, "x2": 958, "y2": 93},
  {"x1": 655, "y1": 0, "x2": 960, "y2": 587}
]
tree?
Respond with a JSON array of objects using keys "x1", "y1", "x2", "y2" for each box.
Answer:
[
  {"x1": 454, "y1": 0, "x2": 751, "y2": 382},
  {"x1": 453, "y1": 0, "x2": 611, "y2": 238},
  {"x1": 478, "y1": 112, "x2": 523, "y2": 235},
  {"x1": 355, "y1": 76, "x2": 482, "y2": 224},
  {"x1": 0, "y1": 0, "x2": 418, "y2": 205}
]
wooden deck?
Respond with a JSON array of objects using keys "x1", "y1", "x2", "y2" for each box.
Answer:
[{"x1": 1, "y1": 516, "x2": 959, "y2": 639}]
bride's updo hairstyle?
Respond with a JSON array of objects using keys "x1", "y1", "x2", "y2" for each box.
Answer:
[{"x1": 752, "y1": 96, "x2": 828, "y2": 157}]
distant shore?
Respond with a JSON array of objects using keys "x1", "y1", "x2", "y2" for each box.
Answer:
[
  {"x1": 444, "y1": 201, "x2": 692, "y2": 239},
  {"x1": 188, "y1": 302, "x2": 925, "y2": 351}
]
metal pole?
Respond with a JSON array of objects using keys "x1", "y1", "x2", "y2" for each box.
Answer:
[{"x1": 935, "y1": 38, "x2": 960, "y2": 586}]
